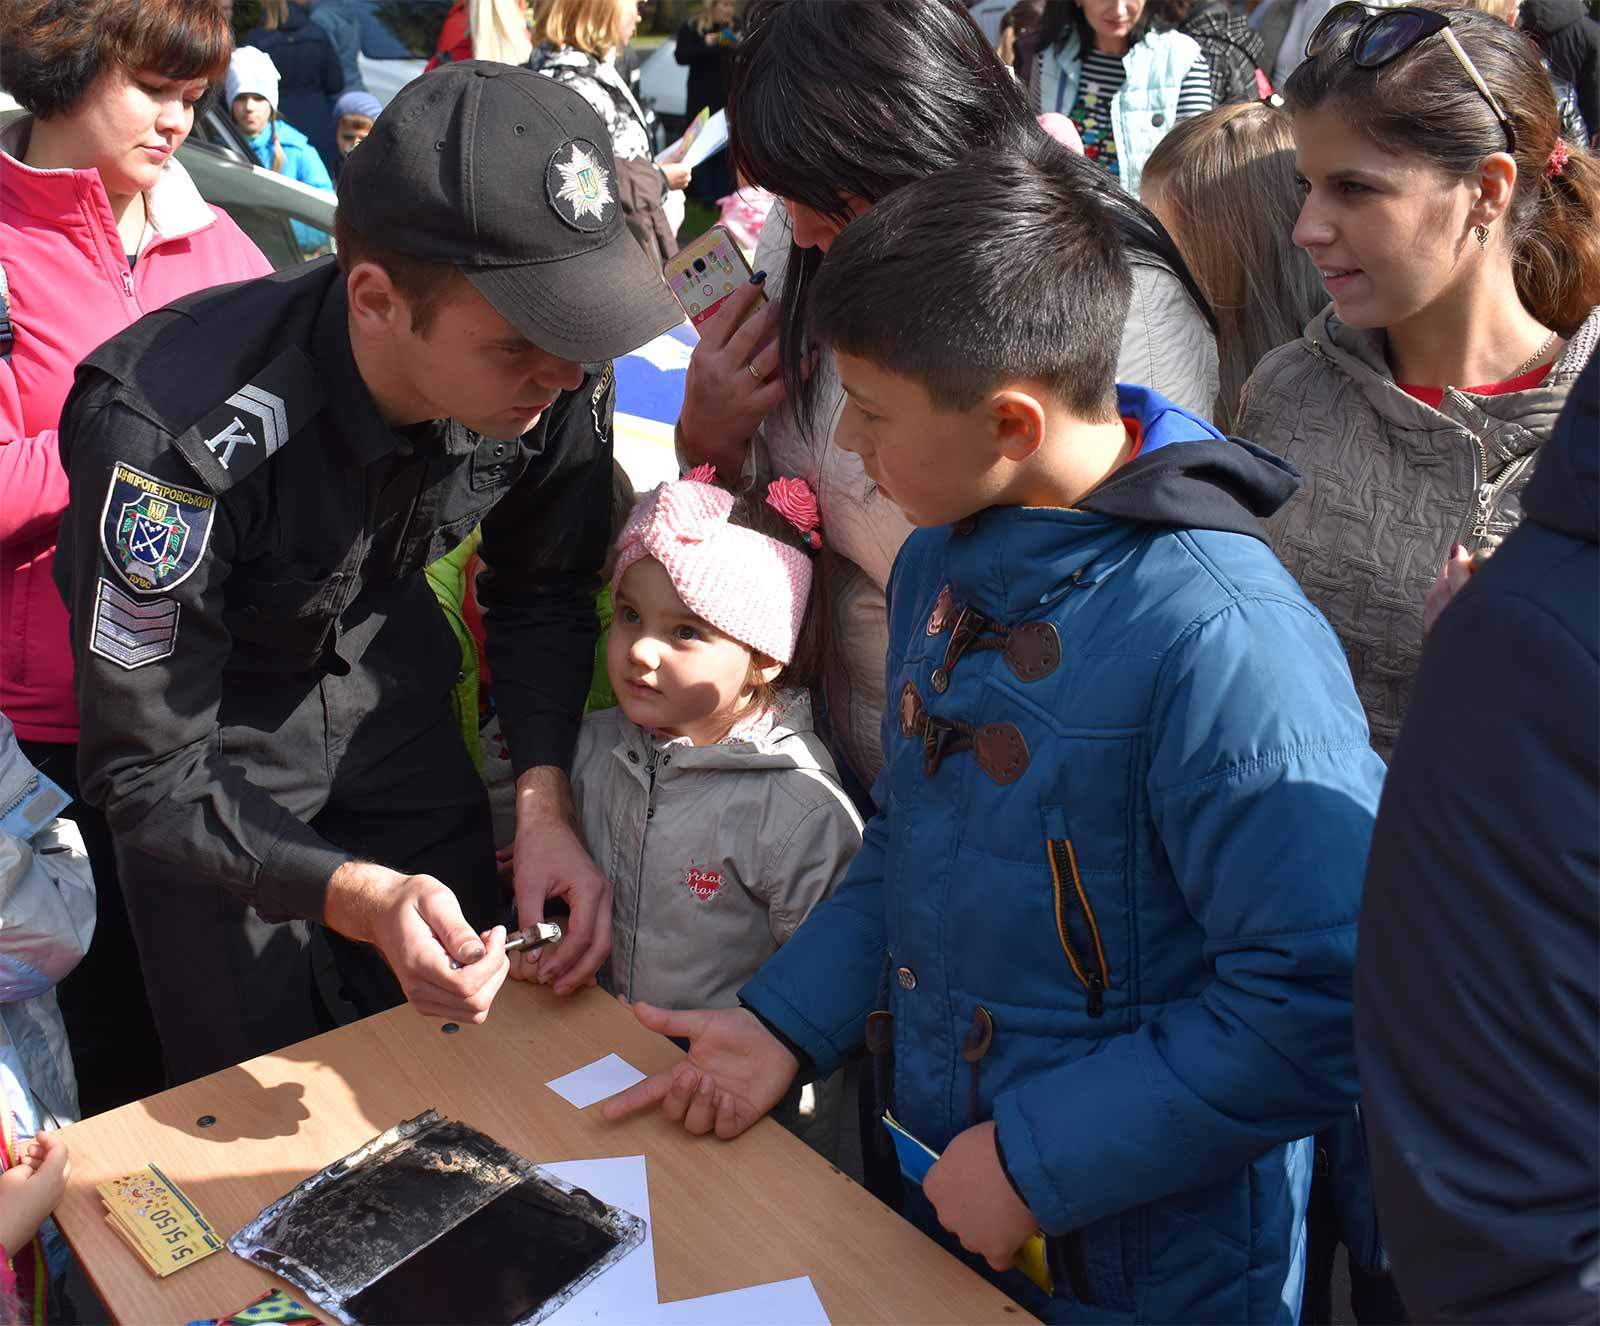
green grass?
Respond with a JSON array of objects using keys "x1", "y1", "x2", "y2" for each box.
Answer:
[{"x1": 678, "y1": 198, "x2": 719, "y2": 247}]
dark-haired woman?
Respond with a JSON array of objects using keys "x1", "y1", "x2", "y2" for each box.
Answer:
[
  {"x1": 0, "y1": 0, "x2": 272, "y2": 1114},
  {"x1": 1239, "y1": 1, "x2": 1600, "y2": 760},
  {"x1": 1018, "y1": 0, "x2": 1217, "y2": 191},
  {"x1": 677, "y1": 0, "x2": 1219, "y2": 788}
]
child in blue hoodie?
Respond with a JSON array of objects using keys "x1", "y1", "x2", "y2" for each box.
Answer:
[
  {"x1": 605, "y1": 134, "x2": 1389, "y2": 1324},
  {"x1": 225, "y1": 46, "x2": 335, "y2": 254}
]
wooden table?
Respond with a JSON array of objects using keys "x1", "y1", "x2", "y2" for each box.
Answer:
[{"x1": 55, "y1": 982, "x2": 1035, "y2": 1324}]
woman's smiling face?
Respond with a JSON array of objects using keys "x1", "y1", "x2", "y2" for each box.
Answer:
[{"x1": 1291, "y1": 105, "x2": 1486, "y2": 330}]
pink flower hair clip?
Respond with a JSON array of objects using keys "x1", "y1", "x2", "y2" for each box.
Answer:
[
  {"x1": 766, "y1": 476, "x2": 823, "y2": 551},
  {"x1": 1547, "y1": 138, "x2": 1570, "y2": 178}
]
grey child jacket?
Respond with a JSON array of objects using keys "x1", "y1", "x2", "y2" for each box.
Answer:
[{"x1": 571, "y1": 694, "x2": 864, "y2": 1010}]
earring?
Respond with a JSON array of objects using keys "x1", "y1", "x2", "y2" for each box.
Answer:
[{"x1": 1474, "y1": 224, "x2": 1490, "y2": 251}]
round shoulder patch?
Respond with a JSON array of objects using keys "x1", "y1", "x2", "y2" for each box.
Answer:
[{"x1": 546, "y1": 138, "x2": 616, "y2": 232}]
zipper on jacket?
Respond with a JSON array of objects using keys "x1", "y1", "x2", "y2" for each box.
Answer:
[
  {"x1": 1465, "y1": 447, "x2": 1537, "y2": 543},
  {"x1": 1046, "y1": 838, "x2": 1109, "y2": 1017},
  {"x1": 625, "y1": 748, "x2": 661, "y2": 999},
  {"x1": 121, "y1": 270, "x2": 134, "y2": 299}
]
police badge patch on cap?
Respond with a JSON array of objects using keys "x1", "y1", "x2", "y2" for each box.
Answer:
[
  {"x1": 97, "y1": 462, "x2": 215, "y2": 595},
  {"x1": 546, "y1": 139, "x2": 615, "y2": 232}
]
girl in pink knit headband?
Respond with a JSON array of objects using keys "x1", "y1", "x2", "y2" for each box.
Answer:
[
  {"x1": 607, "y1": 466, "x2": 828, "y2": 745},
  {"x1": 565, "y1": 468, "x2": 863, "y2": 1156}
]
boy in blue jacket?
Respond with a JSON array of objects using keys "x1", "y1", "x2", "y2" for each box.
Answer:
[{"x1": 605, "y1": 135, "x2": 1387, "y2": 1324}]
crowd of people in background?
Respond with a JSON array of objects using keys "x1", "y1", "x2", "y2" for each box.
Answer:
[{"x1": 0, "y1": 0, "x2": 1596, "y2": 1322}]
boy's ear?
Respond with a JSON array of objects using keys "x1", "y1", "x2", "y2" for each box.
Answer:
[{"x1": 990, "y1": 389, "x2": 1048, "y2": 463}]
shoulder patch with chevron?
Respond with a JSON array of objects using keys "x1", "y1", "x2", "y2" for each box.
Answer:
[{"x1": 173, "y1": 347, "x2": 325, "y2": 492}]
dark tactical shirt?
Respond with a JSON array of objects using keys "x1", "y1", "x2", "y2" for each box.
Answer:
[{"x1": 53, "y1": 259, "x2": 615, "y2": 921}]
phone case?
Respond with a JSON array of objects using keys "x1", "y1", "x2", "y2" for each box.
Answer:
[{"x1": 665, "y1": 225, "x2": 755, "y2": 328}]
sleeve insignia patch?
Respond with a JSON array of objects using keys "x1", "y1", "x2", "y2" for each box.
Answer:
[
  {"x1": 98, "y1": 462, "x2": 215, "y2": 595},
  {"x1": 173, "y1": 347, "x2": 324, "y2": 492},
  {"x1": 590, "y1": 361, "x2": 615, "y2": 440},
  {"x1": 88, "y1": 577, "x2": 180, "y2": 670}
]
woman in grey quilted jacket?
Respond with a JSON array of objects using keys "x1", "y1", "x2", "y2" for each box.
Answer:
[
  {"x1": 1239, "y1": 5, "x2": 1600, "y2": 761},
  {"x1": 676, "y1": 0, "x2": 1221, "y2": 788}
]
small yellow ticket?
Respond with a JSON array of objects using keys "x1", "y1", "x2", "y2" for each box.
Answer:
[{"x1": 98, "y1": 1164, "x2": 222, "y2": 1277}]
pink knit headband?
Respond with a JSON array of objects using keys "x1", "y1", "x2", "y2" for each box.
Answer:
[{"x1": 612, "y1": 474, "x2": 815, "y2": 664}]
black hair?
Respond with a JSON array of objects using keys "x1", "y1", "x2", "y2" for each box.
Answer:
[
  {"x1": 807, "y1": 135, "x2": 1131, "y2": 423},
  {"x1": 726, "y1": 0, "x2": 1213, "y2": 431},
  {"x1": 1034, "y1": 0, "x2": 1155, "y2": 63}
]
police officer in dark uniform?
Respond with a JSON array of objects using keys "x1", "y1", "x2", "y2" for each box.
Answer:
[{"x1": 51, "y1": 63, "x2": 682, "y2": 1084}]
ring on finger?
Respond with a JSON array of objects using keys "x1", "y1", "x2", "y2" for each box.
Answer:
[{"x1": 747, "y1": 361, "x2": 764, "y2": 383}]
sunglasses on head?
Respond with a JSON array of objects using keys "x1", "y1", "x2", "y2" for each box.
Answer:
[{"x1": 1305, "y1": 2, "x2": 1517, "y2": 154}]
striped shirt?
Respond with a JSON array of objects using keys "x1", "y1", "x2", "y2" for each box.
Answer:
[{"x1": 1069, "y1": 48, "x2": 1215, "y2": 179}]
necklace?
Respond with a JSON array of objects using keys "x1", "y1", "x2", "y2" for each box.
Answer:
[{"x1": 1510, "y1": 330, "x2": 1558, "y2": 380}]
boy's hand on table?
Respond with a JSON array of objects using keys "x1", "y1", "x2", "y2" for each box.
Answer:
[
  {"x1": 601, "y1": 1002, "x2": 797, "y2": 1139},
  {"x1": 924, "y1": 1121, "x2": 1039, "y2": 1272}
]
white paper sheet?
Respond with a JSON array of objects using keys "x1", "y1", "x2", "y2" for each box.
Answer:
[
  {"x1": 540, "y1": 1156, "x2": 658, "y2": 1324},
  {"x1": 653, "y1": 1276, "x2": 831, "y2": 1326},
  {"x1": 678, "y1": 109, "x2": 728, "y2": 171},
  {"x1": 546, "y1": 1053, "x2": 647, "y2": 1109}
]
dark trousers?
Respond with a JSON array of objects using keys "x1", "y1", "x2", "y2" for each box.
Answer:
[
  {"x1": 112, "y1": 697, "x2": 499, "y2": 1087},
  {"x1": 16, "y1": 738, "x2": 166, "y2": 1117},
  {"x1": 1303, "y1": 1153, "x2": 1409, "y2": 1326}
]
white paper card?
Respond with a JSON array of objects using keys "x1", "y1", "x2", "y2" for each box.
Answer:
[
  {"x1": 546, "y1": 1053, "x2": 647, "y2": 1110},
  {"x1": 540, "y1": 1156, "x2": 657, "y2": 1324},
  {"x1": 654, "y1": 1276, "x2": 830, "y2": 1326},
  {"x1": 679, "y1": 109, "x2": 729, "y2": 171}
]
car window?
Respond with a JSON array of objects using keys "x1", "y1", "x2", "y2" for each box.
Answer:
[
  {"x1": 176, "y1": 141, "x2": 338, "y2": 272},
  {"x1": 224, "y1": 203, "x2": 319, "y2": 270},
  {"x1": 357, "y1": 0, "x2": 452, "y2": 58}
]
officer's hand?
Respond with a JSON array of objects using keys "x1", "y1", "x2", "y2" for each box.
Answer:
[
  {"x1": 510, "y1": 768, "x2": 613, "y2": 996},
  {"x1": 511, "y1": 819, "x2": 612, "y2": 996},
  {"x1": 326, "y1": 862, "x2": 510, "y2": 1022}
]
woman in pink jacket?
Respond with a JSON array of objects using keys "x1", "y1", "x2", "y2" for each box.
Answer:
[{"x1": 0, "y1": 0, "x2": 272, "y2": 1114}]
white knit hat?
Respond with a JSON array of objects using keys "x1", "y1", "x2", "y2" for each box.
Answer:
[{"x1": 225, "y1": 45, "x2": 280, "y2": 112}]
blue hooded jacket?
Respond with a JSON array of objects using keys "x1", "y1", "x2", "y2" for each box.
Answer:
[{"x1": 742, "y1": 387, "x2": 1387, "y2": 1323}]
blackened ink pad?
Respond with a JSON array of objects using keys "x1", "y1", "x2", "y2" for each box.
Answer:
[{"x1": 229, "y1": 1110, "x2": 645, "y2": 1326}]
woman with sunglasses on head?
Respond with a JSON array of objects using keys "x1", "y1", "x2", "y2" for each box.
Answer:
[
  {"x1": 1240, "y1": 15, "x2": 1597, "y2": 1318},
  {"x1": 1240, "y1": 2, "x2": 1599, "y2": 762},
  {"x1": 677, "y1": 0, "x2": 1219, "y2": 791}
]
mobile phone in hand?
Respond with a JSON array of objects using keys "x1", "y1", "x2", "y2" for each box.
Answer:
[{"x1": 664, "y1": 225, "x2": 761, "y2": 329}]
